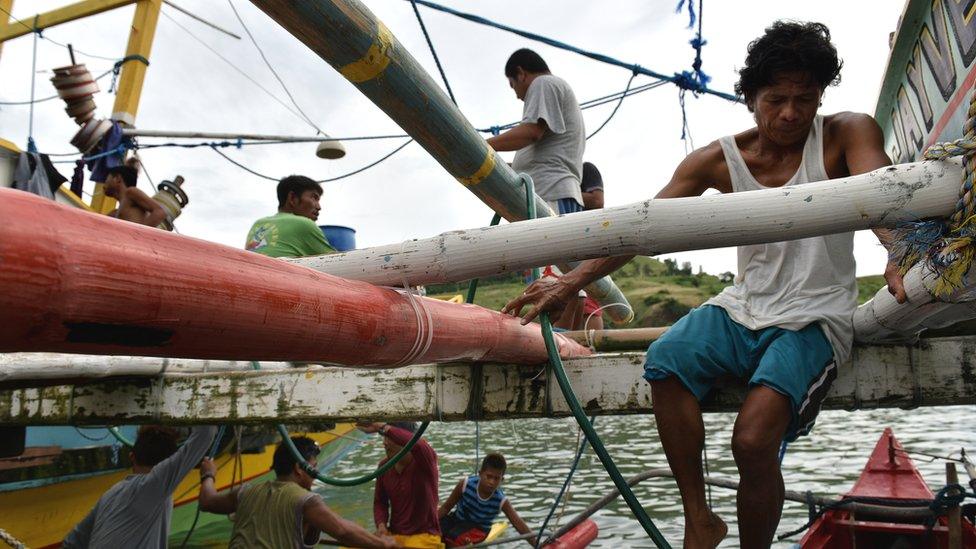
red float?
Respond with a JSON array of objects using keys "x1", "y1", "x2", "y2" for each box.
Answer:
[
  {"x1": 0, "y1": 188, "x2": 588, "y2": 365},
  {"x1": 546, "y1": 519, "x2": 599, "y2": 549}
]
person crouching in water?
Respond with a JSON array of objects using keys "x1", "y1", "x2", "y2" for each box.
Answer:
[{"x1": 438, "y1": 453, "x2": 535, "y2": 547}]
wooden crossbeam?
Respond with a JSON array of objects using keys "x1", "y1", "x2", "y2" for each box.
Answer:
[{"x1": 3, "y1": 337, "x2": 974, "y2": 425}]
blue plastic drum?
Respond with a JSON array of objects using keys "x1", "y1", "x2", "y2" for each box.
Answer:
[{"x1": 320, "y1": 225, "x2": 357, "y2": 251}]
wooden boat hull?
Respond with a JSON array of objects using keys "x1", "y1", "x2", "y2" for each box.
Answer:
[
  {"x1": 800, "y1": 428, "x2": 976, "y2": 548},
  {"x1": 0, "y1": 188, "x2": 587, "y2": 365},
  {"x1": 0, "y1": 425, "x2": 365, "y2": 548}
]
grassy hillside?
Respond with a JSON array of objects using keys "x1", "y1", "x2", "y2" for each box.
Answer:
[{"x1": 428, "y1": 256, "x2": 888, "y2": 328}]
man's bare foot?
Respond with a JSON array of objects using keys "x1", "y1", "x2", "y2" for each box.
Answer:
[{"x1": 684, "y1": 510, "x2": 727, "y2": 549}]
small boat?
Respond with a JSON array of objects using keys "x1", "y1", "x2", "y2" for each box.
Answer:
[{"x1": 800, "y1": 428, "x2": 976, "y2": 548}]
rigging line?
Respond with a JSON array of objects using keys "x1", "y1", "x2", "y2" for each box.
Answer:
[
  {"x1": 27, "y1": 16, "x2": 39, "y2": 152},
  {"x1": 408, "y1": 0, "x2": 737, "y2": 102},
  {"x1": 209, "y1": 146, "x2": 278, "y2": 181},
  {"x1": 580, "y1": 80, "x2": 666, "y2": 108},
  {"x1": 409, "y1": 0, "x2": 457, "y2": 105},
  {"x1": 479, "y1": 79, "x2": 667, "y2": 134},
  {"x1": 587, "y1": 72, "x2": 637, "y2": 140},
  {"x1": 226, "y1": 0, "x2": 322, "y2": 134},
  {"x1": 159, "y1": 9, "x2": 313, "y2": 130},
  {"x1": 206, "y1": 138, "x2": 414, "y2": 183},
  {"x1": 0, "y1": 67, "x2": 115, "y2": 105},
  {"x1": 317, "y1": 138, "x2": 414, "y2": 182},
  {"x1": 0, "y1": 3, "x2": 119, "y2": 61}
]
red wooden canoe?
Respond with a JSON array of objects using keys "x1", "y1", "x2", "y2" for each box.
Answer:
[
  {"x1": 800, "y1": 427, "x2": 976, "y2": 548},
  {"x1": 0, "y1": 188, "x2": 588, "y2": 365},
  {"x1": 546, "y1": 519, "x2": 598, "y2": 549}
]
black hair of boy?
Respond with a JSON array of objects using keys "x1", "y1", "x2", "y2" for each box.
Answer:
[
  {"x1": 106, "y1": 165, "x2": 138, "y2": 188},
  {"x1": 480, "y1": 452, "x2": 507, "y2": 473}
]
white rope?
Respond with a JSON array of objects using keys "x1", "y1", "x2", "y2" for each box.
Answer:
[
  {"x1": 0, "y1": 528, "x2": 27, "y2": 549},
  {"x1": 582, "y1": 302, "x2": 634, "y2": 349},
  {"x1": 392, "y1": 240, "x2": 434, "y2": 366}
]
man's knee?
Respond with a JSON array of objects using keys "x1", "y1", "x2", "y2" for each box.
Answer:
[{"x1": 731, "y1": 426, "x2": 781, "y2": 467}]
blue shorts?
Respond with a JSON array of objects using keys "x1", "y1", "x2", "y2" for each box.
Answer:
[
  {"x1": 644, "y1": 305, "x2": 837, "y2": 441},
  {"x1": 551, "y1": 198, "x2": 584, "y2": 215}
]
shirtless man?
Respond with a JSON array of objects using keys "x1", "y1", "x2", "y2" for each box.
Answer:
[
  {"x1": 504, "y1": 21, "x2": 906, "y2": 548},
  {"x1": 104, "y1": 165, "x2": 166, "y2": 228}
]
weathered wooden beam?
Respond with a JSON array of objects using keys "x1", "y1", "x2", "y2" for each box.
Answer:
[
  {"x1": 854, "y1": 259, "x2": 976, "y2": 343},
  {"x1": 247, "y1": 0, "x2": 631, "y2": 322},
  {"x1": 293, "y1": 160, "x2": 963, "y2": 291},
  {"x1": 4, "y1": 337, "x2": 974, "y2": 425}
]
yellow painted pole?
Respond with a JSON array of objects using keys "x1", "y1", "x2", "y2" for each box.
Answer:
[
  {"x1": 0, "y1": 0, "x2": 135, "y2": 42},
  {"x1": 91, "y1": 0, "x2": 160, "y2": 213},
  {"x1": 0, "y1": 0, "x2": 13, "y2": 62}
]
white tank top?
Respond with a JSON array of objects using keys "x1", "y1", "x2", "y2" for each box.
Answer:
[{"x1": 705, "y1": 115, "x2": 858, "y2": 365}]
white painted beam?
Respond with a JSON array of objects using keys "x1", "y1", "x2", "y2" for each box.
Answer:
[
  {"x1": 3, "y1": 337, "x2": 974, "y2": 425},
  {"x1": 854, "y1": 258, "x2": 976, "y2": 343},
  {"x1": 293, "y1": 161, "x2": 963, "y2": 290}
]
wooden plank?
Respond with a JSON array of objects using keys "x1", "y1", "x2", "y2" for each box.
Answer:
[
  {"x1": 247, "y1": 0, "x2": 632, "y2": 322},
  {"x1": 0, "y1": 0, "x2": 135, "y2": 43},
  {"x1": 3, "y1": 337, "x2": 974, "y2": 425},
  {"x1": 294, "y1": 159, "x2": 963, "y2": 286}
]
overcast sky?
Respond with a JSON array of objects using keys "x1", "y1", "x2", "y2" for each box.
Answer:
[{"x1": 0, "y1": 0, "x2": 905, "y2": 277}]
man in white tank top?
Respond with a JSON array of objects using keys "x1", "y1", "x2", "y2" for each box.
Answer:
[{"x1": 504, "y1": 22, "x2": 907, "y2": 548}]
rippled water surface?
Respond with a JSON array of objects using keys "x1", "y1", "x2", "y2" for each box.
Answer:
[{"x1": 313, "y1": 407, "x2": 975, "y2": 548}]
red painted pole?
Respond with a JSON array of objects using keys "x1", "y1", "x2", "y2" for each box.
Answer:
[{"x1": 0, "y1": 188, "x2": 588, "y2": 365}]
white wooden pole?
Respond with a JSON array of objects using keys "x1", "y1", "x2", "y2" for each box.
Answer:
[
  {"x1": 294, "y1": 160, "x2": 963, "y2": 286},
  {"x1": 0, "y1": 353, "x2": 295, "y2": 381},
  {"x1": 854, "y1": 260, "x2": 976, "y2": 343}
]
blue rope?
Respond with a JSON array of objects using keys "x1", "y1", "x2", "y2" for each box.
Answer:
[
  {"x1": 675, "y1": 0, "x2": 697, "y2": 29},
  {"x1": 409, "y1": 0, "x2": 458, "y2": 106},
  {"x1": 407, "y1": 0, "x2": 737, "y2": 102},
  {"x1": 534, "y1": 417, "x2": 596, "y2": 548}
]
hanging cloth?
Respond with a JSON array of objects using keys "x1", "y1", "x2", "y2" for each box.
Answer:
[{"x1": 12, "y1": 151, "x2": 68, "y2": 200}]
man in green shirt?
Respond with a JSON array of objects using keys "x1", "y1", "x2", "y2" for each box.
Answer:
[{"x1": 245, "y1": 175, "x2": 336, "y2": 258}]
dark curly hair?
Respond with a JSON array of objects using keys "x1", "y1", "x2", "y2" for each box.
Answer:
[{"x1": 735, "y1": 21, "x2": 842, "y2": 110}]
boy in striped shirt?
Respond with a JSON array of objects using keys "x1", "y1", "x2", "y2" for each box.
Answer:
[{"x1": 437, "y1": 453, "x2": 535, "y2": 547}]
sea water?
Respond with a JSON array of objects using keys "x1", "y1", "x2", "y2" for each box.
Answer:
[{"x1": 187, "y1": 406, "x2": 976, "y2": 548}]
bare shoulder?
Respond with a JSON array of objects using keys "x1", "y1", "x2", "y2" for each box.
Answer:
[
  {"x1": 123, "y1": 186, "x2": 152, "y2": 200},
  {"x1": 824, "y1": 112, "x2": 882, "y2": 138},
  {"x1": 675, "y1": 140, "x2": 725, "y2": 178},
  {"x1": 665, "y1": 139, "x2": 731, "y2": 195}
]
